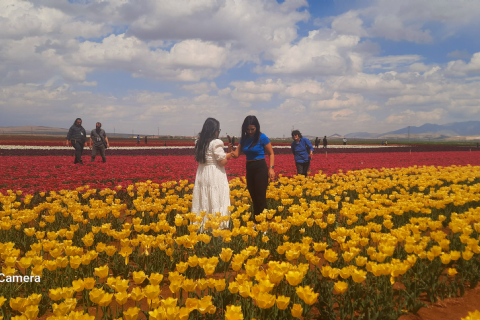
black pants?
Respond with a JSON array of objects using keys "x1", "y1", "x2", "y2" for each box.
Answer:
[
  {"x1": 246, "y1": 159, "x2": 269, "y2": 219},
  {"x1": 323, "y1": 144, "x2": 327, "y2": 148},
  {"x1": 295, "y1": 161, "x2": 310, "y2": 176},
  {"x1": 71, "y1": 140, "x2": 84, "y2": 164}
]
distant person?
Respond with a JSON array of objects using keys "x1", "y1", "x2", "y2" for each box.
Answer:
[
  {"x1": 164, "y1": 141, "x2": 167, "y2": 146},
  {"x1": 343, "y1": 137, "x2": 347, "y2": 145},
  {"x1": 66, "y1": 118, "x2": 86, "y2": 165},
  {"x1": 137, "y1": 135, "x2": 140, "y2": 144},
  {"x1": 323, "y1": 136, "x2": 328, "y2": 149},
  {"x1": 291, "y1": 130, "x2": 313, "y2": 176},
  {"x1": 89, "y1": 122, "x2": 109, "y2": 163},
  {"x1": 145, "y1": 135, "x2": 148, "y2": 144},
  {"x1": 477, "y1": 142, "x2": 479, "y2": 148},
  {"x1": 382, "y1": 141, "x2": 385, "y2": 146},
  {"x1": 315, "y1": 137, "x2": 319, "y2": 148},
  {"x1": 385, "y1": 140, "x2": 388, "y2": 146}
]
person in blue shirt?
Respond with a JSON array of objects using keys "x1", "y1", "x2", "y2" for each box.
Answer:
[
  {"x1": 291, "y1": 130, "x2": 313, "y2": 176},
  {"x1": 230, "y1": 115, "x2": 275, "y2": 221}
]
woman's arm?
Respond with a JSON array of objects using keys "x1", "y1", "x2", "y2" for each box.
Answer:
[
  {"x1": 230, "y1": 142, "x2": 242, "y2": 159},
  {"x1": 264, "y1": 142, "x2": 275, "y2": 180},
  {"x1": 214, "y1": 140, "x2": 232, "y2": 167},
  {"x1": 217, "y1": 152, "x2": 233, "y2": 167}
]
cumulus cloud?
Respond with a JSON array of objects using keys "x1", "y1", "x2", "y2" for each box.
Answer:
[
  {"x1": 445, "y1": 52, "x2": 480, "y2": 76},
  {"x1": 385, "y1": 108, "x2": 444, "y2": 124},
  {"x1": 310, "y1": 92, "x2": 364, "y2": 110},
  {"x1": 229, "y1": 79, "x2": 285, "y2": 102},
  {"x1": 256, "y1": 29, "x2": 362, "y2": 76},
  {"x1": 277, "y1": 99, "x2": 306, "y2": 113},
  {"x1": 181, "y1": 82, "x2": 218, "y2": 94}
]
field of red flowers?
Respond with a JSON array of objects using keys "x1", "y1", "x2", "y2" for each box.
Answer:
[{"x1": 2, "y1": 151, "x2": 480, "y2": 194}]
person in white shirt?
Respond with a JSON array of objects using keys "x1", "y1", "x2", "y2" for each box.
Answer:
[{"x1": 343, "y1": 137, "x2": 347, "y2": 145}]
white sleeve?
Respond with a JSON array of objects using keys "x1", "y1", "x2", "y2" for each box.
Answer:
[{"x1": 212, "y1": 139, "x2": 226, "y2": 161}]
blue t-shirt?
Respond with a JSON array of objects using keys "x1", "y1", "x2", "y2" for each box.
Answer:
[
  {"x1": 291, "y1": 137, "x2": 314, "y2": 163},
  {"x1": 241, "y1": 133, "x2": 270, "y2": 160}
]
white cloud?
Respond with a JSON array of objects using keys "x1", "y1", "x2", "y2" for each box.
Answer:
[
  {"x1": 181, "y1": 82, "x2": 218, "y2": 94},
  {"x1": 310, "y1": 92, "x2": 364, "y2": 110},
  {"x1": 277, "y1": 99, "x2": 306, "y2": 113},
  {"x1": 70, "y1": 35, "x2": 229, "y2": 81},
  {"x1": 281, "y1": 80, "x2": 329, "y2": 101},
  {"x1": 331, "y1": 11, "x2": 368, "y2": 37},
  {"x1": 368, "y1": 14, "x2": 432, "y2": 43},
  {"x1": 229, "y1": 79, "x2": 285, "y2": 102},
  {"x1": 385, "y1": 108, "x2": 444, "y2": 124},
  {"x1": 256, "y1": 29, "x2": 361, "y2": 76},
  {"x1": 445, "y1": 52, "x2": 480, "y2": 76}
]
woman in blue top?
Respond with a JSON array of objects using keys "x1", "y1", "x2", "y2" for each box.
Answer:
[
  {"x1": 230, "y1": 116, "x2": 275, "y2": 220},
  {"x1": 291, "y1": 130, "x2": 313, "y2": 176}
]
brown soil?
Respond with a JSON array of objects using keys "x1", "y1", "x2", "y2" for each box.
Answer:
[{"x1": 399, "y1": 285, "x2": 480, "y2": 320}]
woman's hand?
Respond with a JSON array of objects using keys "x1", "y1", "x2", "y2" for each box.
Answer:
[{"x1": 268, "y1": 167, "x2": 275, "y2": 180}]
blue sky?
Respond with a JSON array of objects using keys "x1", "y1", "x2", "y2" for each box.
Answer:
[{"x1": 1, "y1": 0, "x2": 480, "y2": 137}]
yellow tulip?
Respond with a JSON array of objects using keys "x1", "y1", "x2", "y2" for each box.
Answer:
[
  {"x1": 285, "y1": 271, "x2": 303, "y2": 286},
  {"x1": 291, "y1": 303, "x2": 303, "y2": 318},
  {"x1": 225, "y1": 305, "x2": 244, "y2": 320},
  {"x1": 94, "y1": 265, "x2": 109, "y2": 278},
  {"x1": 115, "y1": 291, "x2": 129, "y2": 305},
  {"x1": 276, "y1": 295, "x2": 290, "y2": 310},
  {"x1": 149, "y1": 273, "x2": 164, "y2": 286},
  {"x1": 123, "y1": 307, "x2": 140, "y2": 320},
  {"x1": 333, "y1": 281, "x2": 348, "y2": 294},
  {"x1": 133, "y1": 271, "x2": 148, "y2": 284}
]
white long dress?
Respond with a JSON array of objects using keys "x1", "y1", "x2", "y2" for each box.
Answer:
[{"x1": 191, "y1": 139, "x2": 230, "y2": 229}]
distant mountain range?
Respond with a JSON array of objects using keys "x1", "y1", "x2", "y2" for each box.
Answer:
[
  {"x1": 343, "y1": 121, "x2": 480, "y2": 139},
  {"x1": 382, "y1": 121, "x2": 480, "y2": 136}
]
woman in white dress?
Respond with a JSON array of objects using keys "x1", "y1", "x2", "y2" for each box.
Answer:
[{"x1": 192, "y1": 118, "x2": 233, "y2": 230}]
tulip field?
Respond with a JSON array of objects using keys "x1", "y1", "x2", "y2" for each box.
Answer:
[{"x1": 1, "y1": 146, "x2": 480, "y2": 320}]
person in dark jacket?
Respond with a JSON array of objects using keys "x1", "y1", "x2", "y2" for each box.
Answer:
[
  {"x1": 66, "y1": 118, "x2": 87, "y2": 164},
  {"x1": 291, "y1": 130, "x2": 313, "y2": 176},
  {"x1": 323, "y1": 136, "x2": 327, "y2": 148},
  {"x1": 145, "y1": 136, "x2": 148, "y2": 144},
  {"x1": 314, "y1": 137, "x2": 319, "y2": 148},
  {"x1": 89, "y1": 122, "x2": 109, "y2": 163}
]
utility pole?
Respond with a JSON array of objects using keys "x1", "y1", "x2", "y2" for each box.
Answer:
[
  {"x1": 114, "y1": 127, "x2": 115, "y2": 137},
  {"x1": 158, "y1": 127, "x2": 159, "y2": 138}
]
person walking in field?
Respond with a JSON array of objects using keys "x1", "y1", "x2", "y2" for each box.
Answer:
[
  {"x1": 230, "y1": 115, "x2": 275, "y2": 222},
  {"x1": 291, "y1": 130, "x2": 313, "y2": 176},
  {"x1": 89, "y1": 122, "x2": 109, "y2": 163},
  {"x1": 315, "y1": 137, "x2": 319, "y2": 148},
  {"x1": 192, "y1": 118, "x2": 234, "y2": 231},
  {"x1": 323, "y1": 136, "x2": 328, "y2": 148},
  {"x1": 137, "y1": 135, "x2": 140, "y2": 144},
  {"x1": 343, "y1": 137, "x2": 347, "y2": 145},
  {"x1": 145, "y1": 136, "x2": 148, "y2": 144},
  {"x1": 66, "y1": 118, "x2": 86, "y2": 165}
]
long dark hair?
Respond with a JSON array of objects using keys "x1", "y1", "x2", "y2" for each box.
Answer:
[
  {"x1": 195, "y1": 118, "x2": 220, "y2": 163},
  {"x1": 240, "y1": 115, "x2": 261, "y2": 149},
  {"x1": 291, "y1": 130, "x2": 302, "y2": 139}
]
